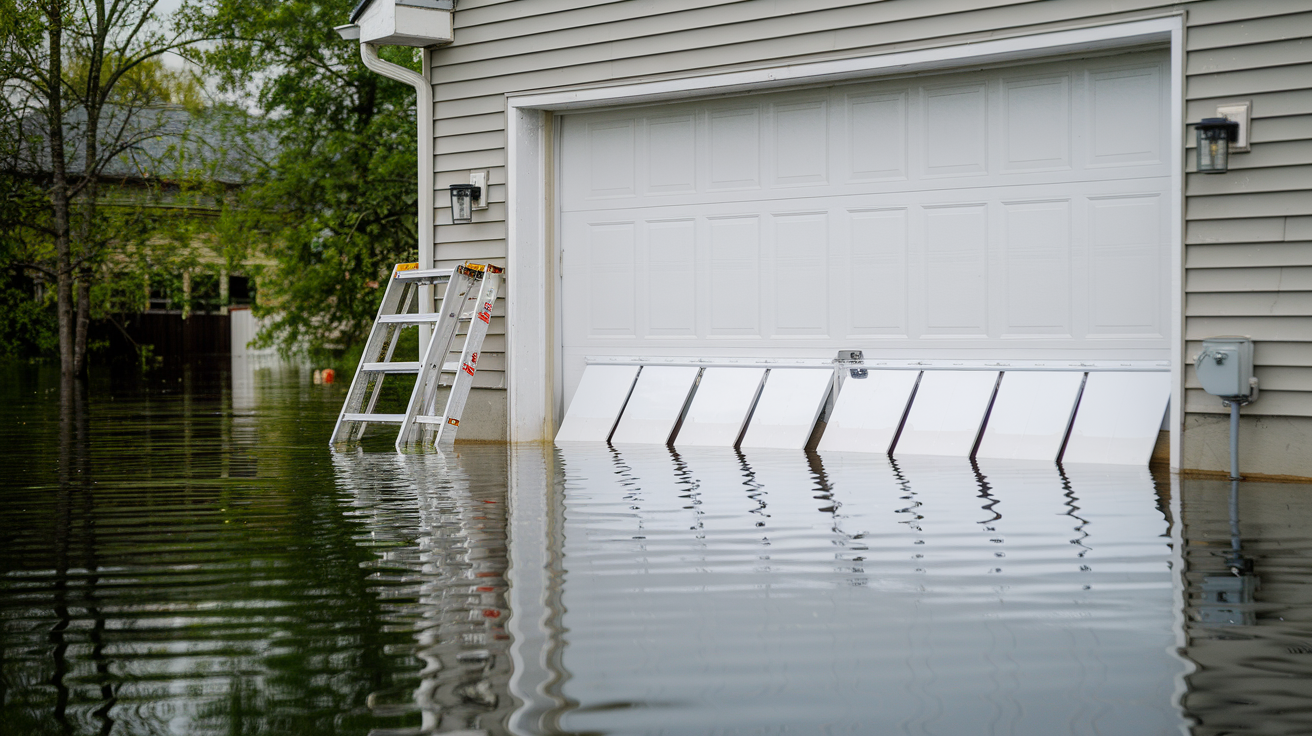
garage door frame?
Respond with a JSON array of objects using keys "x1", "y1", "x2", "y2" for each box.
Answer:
[{"x1": 505, "y1": 15, "x2": 1185, "y2": 468}]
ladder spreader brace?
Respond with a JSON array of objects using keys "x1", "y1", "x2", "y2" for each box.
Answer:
[{"x1": 330, "y1": 261, "x2": 504, "y2": 451}]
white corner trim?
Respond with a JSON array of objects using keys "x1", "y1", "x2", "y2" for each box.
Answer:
[
  {"x1": 1168, "y1": 20, "x2": 1185, "y2": 473},
  {"x1": 506, "y1": 106, "x2": 551, "y2": 443},
  {"x1": 505, "y1": 15, "x2": 1186, "y2": 444}
]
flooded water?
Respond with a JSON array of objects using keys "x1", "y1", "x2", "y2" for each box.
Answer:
[{"x1": 2, "y1": 361, "x2": 1311, "y2": 735}]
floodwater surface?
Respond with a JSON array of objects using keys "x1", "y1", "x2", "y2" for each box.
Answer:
[{"x1": 2, "y1": 361, "x2": 1311, "y2": 735}]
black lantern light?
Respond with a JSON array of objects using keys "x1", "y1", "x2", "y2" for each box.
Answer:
[
  {"x1": 1196, "y1": 117, "x2": 1240, "y2": 174},
  {"x1": 449, "y1": 183, "x2": 480, "y2": 224}
]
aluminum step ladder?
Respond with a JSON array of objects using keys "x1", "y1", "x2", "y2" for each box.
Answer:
[{"x1": 329, "y1": 262, "x2": 503, "y2": 450}]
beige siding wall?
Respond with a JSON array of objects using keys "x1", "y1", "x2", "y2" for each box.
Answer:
[
  {"x1": 1184, "y1": 5, "x2": 1312, "y2": 415},
  {"x1": 430, "y1": 0, "x2": 1312, "y2": 470},
  {"x1": 1181, "y1": 3, "x2": 1312, "y2": 475}
]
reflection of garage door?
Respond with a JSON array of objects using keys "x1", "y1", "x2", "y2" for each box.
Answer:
[{"x1": 558, "y1": 51, "x2": 1170, "y2": 407}]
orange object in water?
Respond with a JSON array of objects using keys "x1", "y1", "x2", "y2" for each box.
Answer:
[{"x1": 322, "y1": 368, "x2": 335, "y2": 384}]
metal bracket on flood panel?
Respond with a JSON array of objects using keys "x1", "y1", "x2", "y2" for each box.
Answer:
[{"x1": 836, "y1": 349, "x2": 867, "y2": 379}]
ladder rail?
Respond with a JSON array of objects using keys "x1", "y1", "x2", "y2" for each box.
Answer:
[
  {"x1": 354, "y1": 283, "x2": 418, "y2": 440},
  {"x1": 433, "y1": 268, "x2": 502, "y2": 447},
  {"x1": 407, "y1": 269, "x2": 486, "y2": 445},
  {"x1": 396, "y1": 266, "x2": 478, "y2": 447},
  {"x1": 330, "y1": 264, "x2": 412, "y2": 446}
]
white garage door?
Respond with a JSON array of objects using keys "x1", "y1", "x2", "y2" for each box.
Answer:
[{"x1": 558, "y1": 51, "x2": 1170, "y2": 407}]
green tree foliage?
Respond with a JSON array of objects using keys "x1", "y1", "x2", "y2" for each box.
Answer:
[
  {"x1": 181, "y1": 0, "x2": 423, "y2": 358},
  {"x1": 0, "y1": 0, "x2": 55, "y2": 359}
]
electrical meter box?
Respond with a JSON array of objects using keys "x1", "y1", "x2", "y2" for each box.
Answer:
[{"x1": 1195, "y1": 336, "x2": 1254, "y2": 398}]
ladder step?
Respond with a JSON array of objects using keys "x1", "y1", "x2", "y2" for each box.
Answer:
[
  {"x1": 393, "y1": 268, "x2": 454, "y2": 284},
  {"x1": 378, "y1": 313, "x2": 443, "y2": 324},
  {"x1": 342, "y1": 413, "x2": 405, "y2": 423},
  {"x1": 413, "y1": 415, "x2": 447, "y2": 425},
  {"x1": 362, "y1": 361, "x2": 421, "y2": 373}
]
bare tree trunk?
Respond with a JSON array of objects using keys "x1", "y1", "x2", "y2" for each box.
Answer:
[
  {"x1": 72, "y1": 8, "x2": 103, "y2": 379},
  {"x1": 74, "y1": 272, "x2": 91, "y2": 376},
  {"x1": 44, "y1": 0, "x2": 75, "y2": 380},
  {"x1": 56, "y1": 260, "x2": 73, "y2": 375},
  {"x1": 73, "y1": 180, "x2": 97, "y2": 376}
]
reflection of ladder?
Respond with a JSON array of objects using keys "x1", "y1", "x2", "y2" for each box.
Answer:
[{"x1": 329, "y1": 262, "x2": 503, "y2": 450}]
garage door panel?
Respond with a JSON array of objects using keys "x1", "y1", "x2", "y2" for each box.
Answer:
[
  {"x1": 708, "y1": 215, "x2": 761, "y2": 335},
  {"x1": 709, "y1": 106, "x2": 762, "y2": 190},
  {"x1": 772, "y1": 212, "x2": 829, "y2": 335},
  {"x1": 585, "y1": 222, "x2": 636, "y2": 337},
  {"x1": 645, "y1": 114, "x2": 697, "y2": 195},
  {"x1": 561, "y1": 58, "x2": 1169, "y2": 217},
  {"x1": 1087, "y1": 65, "x2": 1164, "y2": 167},
  {"x1": 846, "y1": 91, "x2": 909, "y2": 182},
  {"x1": 921, "y1": 82, "x2": 989, "y2": 179},
  {"x1": 922, "y1": 204, "x2": 989, "y2": 336},
  {"x1": 584, "y1": 119, "x2": 636, "y2": 199},
  {"x1": 848, "y1": 208, "x2": 909, "y2": 335},
  {"x1": 1001, "y1": 74, "x2": 1072, "y2": 173},
  {"x1": 1001, "y1": 199, "x2": 1074, "y2": 336},
  {"x1": 1088, "y1": 194, "x2": 1165, "y2": 337},
  {"x1": 563, "y1": 168, "x2": 1173, "y2": 213},
  {"x1": 646, "y1": 219, "x2": 697, "y2": 336},
  {"x1": 773, "y1": 99, "x2": 830, "y2": 187},
  {"x1": 562, "y1": 177, "x2": 1168, "y2": 347}
]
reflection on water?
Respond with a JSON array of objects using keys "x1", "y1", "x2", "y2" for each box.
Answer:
[
  {"x1": 0, "y1": 361, "x2": 511, "y2": 735},
  {"x1": 4, "y1": 362, "x2": 1312, "y2": 734},
  {"x1": 517, "y1": 447, "x2": 1184, "y2": 734},
  {"x1": 330, "y1": 450, "x2": 515, "y2": 732},
  {"x1": 1180, "y1": 479, "x2": 1312, "y2": 735}
]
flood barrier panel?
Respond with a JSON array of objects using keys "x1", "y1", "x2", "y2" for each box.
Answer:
[{"x1": 556, "y1": 360, "x2": 1168, "y2": 467}]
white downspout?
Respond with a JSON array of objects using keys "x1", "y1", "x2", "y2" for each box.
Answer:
[{"x1": 359, "y1": 42, "x2": 435, "y2": 349}]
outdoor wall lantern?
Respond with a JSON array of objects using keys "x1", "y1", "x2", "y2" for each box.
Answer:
[
  {"x1": 449, "y1": 184, "x2": 480, "y2": 224},
  {"x1": 1196, "y1": 117, "x2": 1240, "y2": 174}
]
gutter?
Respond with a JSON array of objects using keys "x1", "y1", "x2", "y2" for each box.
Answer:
[{"x1": 358, "y1": 42, "x2": 435, "y2": 282}]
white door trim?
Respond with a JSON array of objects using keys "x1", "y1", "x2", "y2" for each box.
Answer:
[{"x1": 506, "y1": 15, "x2": 1185, "y2": 471}]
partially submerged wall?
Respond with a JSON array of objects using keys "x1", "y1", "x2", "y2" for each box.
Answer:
[{"x1": 428, "y1": 0, "x2": 1312, "y2": 473}]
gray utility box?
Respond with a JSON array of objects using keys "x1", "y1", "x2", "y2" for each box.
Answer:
[{"x1": 1195, "y1": 336, "x2": 1254, "y2": 398}]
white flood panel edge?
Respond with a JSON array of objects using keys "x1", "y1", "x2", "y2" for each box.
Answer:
[
  {"x1": 554, "y1": 364, "x2": 640, "y2": 443},
  {"x1": 674, "y1": 367, "x2": 767, "y2": 447},
  {"x1": 610, "y1": 366, "x2": 700, "y2": 444},
  {"x1": 818, "y1": 370, "x2": 920, "y2": 454},
  {"x1": 975, "y1": 371, "x2": 1085, "y2": 462},
  {"x1": 1062, "y1": 371, "x2": 1170, "y2": 466},
  {"x1": 894, "y1": 371, "x2": 1000, "y2": 457},
  {"x1": 739, "y1": 369, "x2": 833, "y2": 450}
]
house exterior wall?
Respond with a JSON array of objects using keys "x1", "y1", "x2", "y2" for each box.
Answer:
[{"x1": 427, "y1": 0, "x2": 1312, "y2": 476}]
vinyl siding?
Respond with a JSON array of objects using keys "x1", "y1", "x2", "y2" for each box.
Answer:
[
  {"x1": 424, "y1": 0, "x2": 1312, "y2": 451},
  {"x1": 1187, "y1": 11, "x2": 1312, "y2": 49},
  {"x1": 1184, "y1": 3, "x2": 1312, "y2": 428}
]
